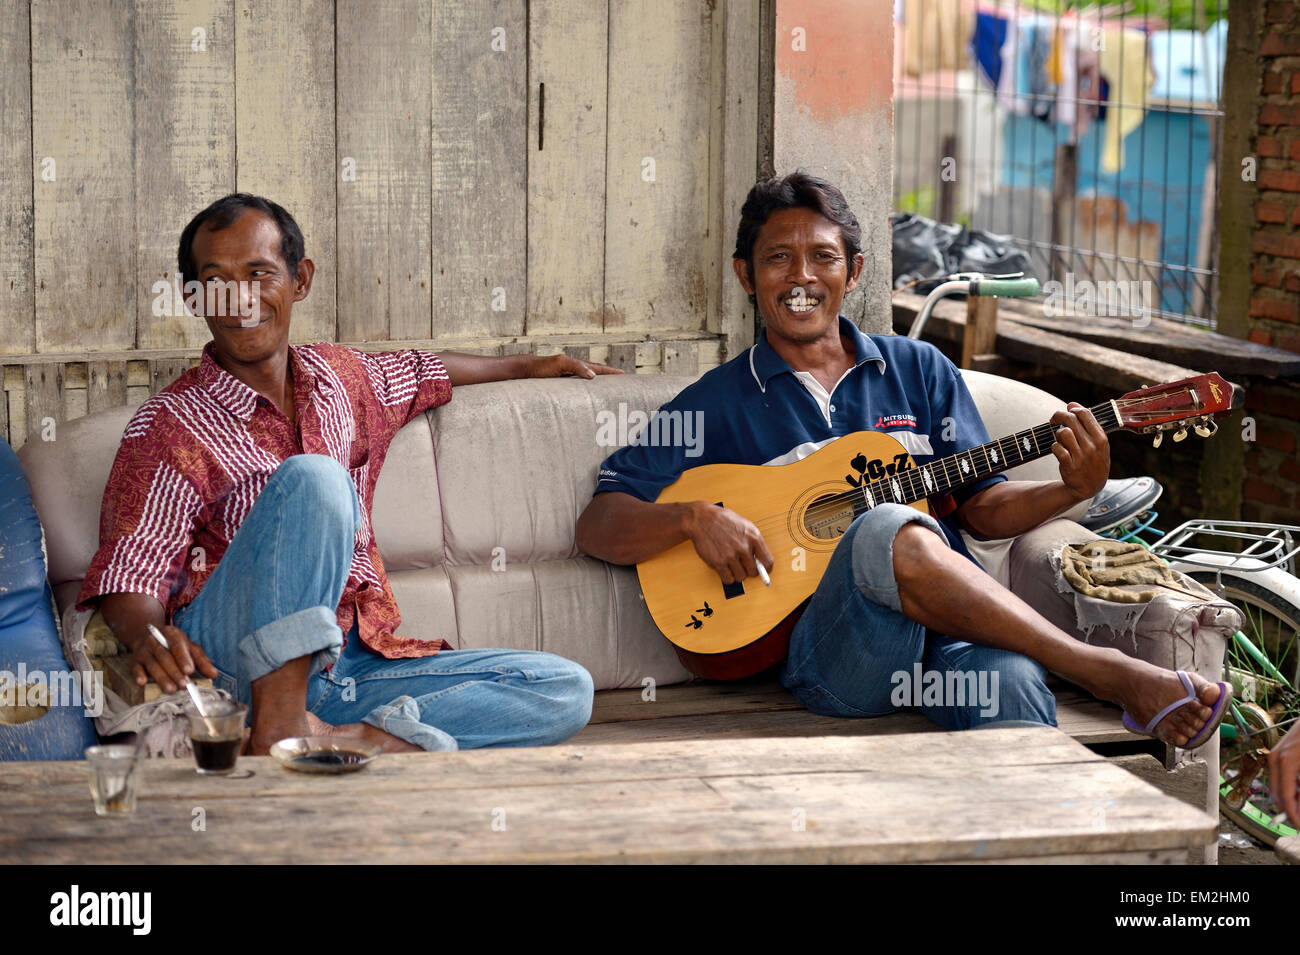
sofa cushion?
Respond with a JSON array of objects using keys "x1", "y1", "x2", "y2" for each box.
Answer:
[
  {"x1": 430, "y1": 375, "x2": 694, "y2": 565},
  {"x1": 370, "y1": 413, "x2": 445, "y2": 570},
  {"x1": 17, "y1": 406, "x2": 134, "y2": 607},
  {"x1": 418, "y1": 374, "x2": 694, "y2": 687},
  {"x1": 442, "y1": 558, "x2": 690, "y2": 690}
]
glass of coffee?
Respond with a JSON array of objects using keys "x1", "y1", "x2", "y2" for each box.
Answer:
[
  {"x1": 86, "y1": 744, "x2": 142, "y2": 815},
  {"x1": 185, "y1": 699, "x2": 247, "y2": 775}
]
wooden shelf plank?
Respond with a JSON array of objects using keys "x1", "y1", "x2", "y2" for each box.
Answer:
[{"x1": 893, "y1": 293, "x2": 1202, "y2": 393}]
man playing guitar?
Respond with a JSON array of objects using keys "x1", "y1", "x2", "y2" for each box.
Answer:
[{"x1": 576, "y1": 172, "x2": 1225, "y2": 745}]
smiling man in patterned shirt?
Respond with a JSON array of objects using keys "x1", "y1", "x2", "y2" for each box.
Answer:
[{"x1": 78, "y1": 194, "x2": 618, "y2": 754}]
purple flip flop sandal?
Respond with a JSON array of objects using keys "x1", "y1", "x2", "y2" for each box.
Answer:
[{"x1": 1121, "y1": 669, "x2": 1233, "y2": 749}]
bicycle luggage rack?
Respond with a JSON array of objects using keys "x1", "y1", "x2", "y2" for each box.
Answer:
[{"x1": 1151, "y1": 520, "x2": 1300, "y2": 577}]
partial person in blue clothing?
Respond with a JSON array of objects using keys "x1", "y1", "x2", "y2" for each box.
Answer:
[{"x1": 577, "y1": 171, "x2": 1226, "y2": 742}]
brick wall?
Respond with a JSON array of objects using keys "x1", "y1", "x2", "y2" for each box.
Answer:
[{"x1": 1222, "y1": 1, "x2": 1300, "y2": 527}]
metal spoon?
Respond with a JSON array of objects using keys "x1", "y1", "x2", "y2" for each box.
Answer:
[
  {"x1": 102, "y1": 746, "x2": 141, "y2": 810},
  {"x1": 146, "y1": 624, "x2": 218, "y2": 735}
]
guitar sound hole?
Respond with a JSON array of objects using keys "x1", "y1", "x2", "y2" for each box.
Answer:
[{"x1": 803, "y1": 495, "x2": 856, "y2": 541}]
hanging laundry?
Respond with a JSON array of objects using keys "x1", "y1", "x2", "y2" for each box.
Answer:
[
  {"x1": 1099, "y1": 27, "x2": 1155, "y2": 173},
  {"x1": 996, "y1": 15, "x2": 1035, "y2": 116},
  {"x1": 1026, "y1": 22, "x2": 1055, "y2": 124},
  {"x1": 1053, "y1": 18, "x2": 1080, "y2": 133},
  {"x1": 903, "y1": 0, "x2": 973, "y2": 76},
  {"x1": 972, "y1": 10, "x2": 1008, "y2": 89},
  {"x1": 1046, "y1": 22, "x2": 1064, "y2": 85},
  {"x1": 1074, "y1": 26, "x2": 1103, "y2": 140},
  {"x1": 1149, "y1": 19, "x2": 1228, "y2": 103}
]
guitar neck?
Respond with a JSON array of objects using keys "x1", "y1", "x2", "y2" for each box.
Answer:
[{"x1": 858, "y1": 400, "x2": 1120, "y2": 508}]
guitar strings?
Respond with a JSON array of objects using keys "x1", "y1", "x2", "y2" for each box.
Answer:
[
  {"x1": 733, "y1": 412, "x2": 1106, "y2": 538},
  {"x1": 711, "y1": 396, "x2": 1213, "y2": 541}
]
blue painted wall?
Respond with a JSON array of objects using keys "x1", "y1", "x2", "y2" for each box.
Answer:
[{"x1": 1001, "y1": 109, "x2": 1214, "y2": 317}]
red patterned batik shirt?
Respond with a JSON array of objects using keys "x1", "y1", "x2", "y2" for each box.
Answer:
[{"x1": 76, "y1": 341, "x2": 453, "y2": 658}]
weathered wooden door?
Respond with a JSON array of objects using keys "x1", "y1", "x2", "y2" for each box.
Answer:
[{"x1": 1, "y1": 0, "x2": 761, "y2": 446}]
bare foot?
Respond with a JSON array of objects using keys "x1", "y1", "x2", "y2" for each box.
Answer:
[
  {"x1": 306, "y1": 712, "x2": 334, "y2": 736},
  {"x1": 247, "y1": 713, "x2": 311, "y2": 755},
  {"x1": 304, "y1": 713, "x2": 421, "y2": 753},
  {"x1": 1099, "y1": 659, "x2": 1223, "y2": 746}
]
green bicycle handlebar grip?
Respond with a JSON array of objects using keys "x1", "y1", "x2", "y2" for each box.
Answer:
[{"x1": 972, "y1": 277, "x2": 1040, "y2": 298}]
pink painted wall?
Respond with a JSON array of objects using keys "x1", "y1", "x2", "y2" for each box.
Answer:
[{"x1": 774, "y1": 0, "x2": 895, "y2": 333}]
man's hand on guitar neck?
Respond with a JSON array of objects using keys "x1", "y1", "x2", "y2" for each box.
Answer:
[
  {"x1": 958, "y1": 401, "x2": 1110, "y2": 541},
  {"x1": 1049, "y1": 402, "x2": 1111, "y2": 503}
]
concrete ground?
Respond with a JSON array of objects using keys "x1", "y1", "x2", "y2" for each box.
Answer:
[{"x1": 1219, "y1": 816, "x2": 1285, "y2": 865}]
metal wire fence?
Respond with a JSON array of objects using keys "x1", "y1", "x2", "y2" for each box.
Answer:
[{"x1": 893, "y1": 0, "x2": 1228, "y2": 328}]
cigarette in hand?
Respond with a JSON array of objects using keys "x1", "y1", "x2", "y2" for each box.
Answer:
[{"x1": 147, "y1": 624, "x2": 170, "y2": 650}]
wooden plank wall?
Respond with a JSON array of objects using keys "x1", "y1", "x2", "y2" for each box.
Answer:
[
  {"x1": 604, "y1": 0, "x2": 713, "y2": 332},
  {"x1": 0, "y1": 333, "x2": 724, "y2": 451},
  {"x1": 431, "y1": 0, "x2": 528, "y2": 341},
  {"x1": 526, "y1": 0, "x2": 609, "y2": 334},
  {"x1": 0, "y1": 0, "x2": 758, "y2": 450}
]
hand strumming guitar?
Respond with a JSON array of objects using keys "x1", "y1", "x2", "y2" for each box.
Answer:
[{"x1": 680, "y1": 501, "x2": 775, "y2": 586}]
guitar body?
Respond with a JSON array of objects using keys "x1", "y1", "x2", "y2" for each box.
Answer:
[{"x1": 637, "y1": 430, "x2": 927, "y2": 679}]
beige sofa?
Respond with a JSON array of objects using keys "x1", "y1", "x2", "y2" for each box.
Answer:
[
  {"x1": 18, "y1": 366, "x2": 1237, "y2": 861},
  {"x1": 21, "y1": 368, "x2": 1093, "y2": 688}
]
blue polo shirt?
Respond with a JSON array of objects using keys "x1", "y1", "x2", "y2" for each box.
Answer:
[{"x1": 594, "y1": 316, "x2": 1006, "y2": 560}]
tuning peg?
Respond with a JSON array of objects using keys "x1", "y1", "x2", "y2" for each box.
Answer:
[
  {"x1": 1152, "y1": 430, "x2": 1163, "y2": 448},
  {"x1": 1194, "y1": 421, "x2": 1215, "y2": 438},
  {"x1": 1172, "y1": 427, "x2": 1188, "y2": 442}
]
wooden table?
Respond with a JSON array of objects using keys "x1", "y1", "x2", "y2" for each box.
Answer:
[{"x1": 0, "y1": 726, "x2": 1213, "y2": 864}]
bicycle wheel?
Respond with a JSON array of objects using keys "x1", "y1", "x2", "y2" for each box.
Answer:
[{"x1": 1186, "y1": 571, "x2": 1300, "y2": 846}]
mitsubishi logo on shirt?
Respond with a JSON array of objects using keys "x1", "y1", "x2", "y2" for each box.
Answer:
[{"x1": 874, "y1": 412, "x2": 918, "y2": 430}]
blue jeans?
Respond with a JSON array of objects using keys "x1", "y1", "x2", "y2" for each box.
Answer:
[
  {"x1": 781, "y1": 504, "x2": 1056, "y2": 731},
  {"x1": 172, "y1": 454, "x2": 593, "y2": 750}
]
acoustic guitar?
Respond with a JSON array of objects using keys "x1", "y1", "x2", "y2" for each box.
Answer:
[{"x1": 636, "y1": 373, "x2": 1242, "y2": 680}]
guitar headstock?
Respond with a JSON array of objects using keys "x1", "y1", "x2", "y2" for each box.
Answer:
[{"x1": 1114, "y1": 373, "x2": 1243, "y2": 447}]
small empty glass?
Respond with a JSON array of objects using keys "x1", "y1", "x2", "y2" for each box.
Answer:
[{"x1": 86, "y1": 745, "x2": 141, "y2": 816}]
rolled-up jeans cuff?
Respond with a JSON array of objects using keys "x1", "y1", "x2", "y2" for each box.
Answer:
[
  {"x1": 363, "y1": 695, "x2": 459, "y2": 751},
  {"x1": 850, "y1": 504, "x2": 949, "y2": 613},
  {"x1": 238, "y1": 605, "x2": 343, "y2": 684}
]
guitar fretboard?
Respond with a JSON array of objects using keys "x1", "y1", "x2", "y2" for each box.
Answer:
[{"x1": 854, "y1": 401, "x2": 1119, "y2": 510}]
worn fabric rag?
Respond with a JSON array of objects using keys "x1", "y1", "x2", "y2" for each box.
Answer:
[
  {"x1": 1099, "y1": 27, "x2": 1155, "y2": 173},
  {"x1": 904, "y1": 0, "x2": 973, "y2": 76},
  {"x1": 1059, "y1": 539, "x2": 1204, "y2": 604}
]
